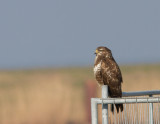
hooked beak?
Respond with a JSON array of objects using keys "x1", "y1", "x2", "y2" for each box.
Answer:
[{"x1": 94, "y1": 49, "x2": 98, "y2": 54}]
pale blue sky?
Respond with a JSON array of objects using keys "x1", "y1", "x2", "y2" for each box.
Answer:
[{"x1": 0, "y1": 0, "x2": 160, "y2": 69}]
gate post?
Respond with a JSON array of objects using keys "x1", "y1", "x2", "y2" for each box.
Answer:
[
  {"x1": 91, "y1": 98, "x2": 98, "y2": 124},
  {"x1": 149, "y1": 95, "x2": 153, "y2": 124},
  {"x1": 102, "y1": 85, "x2": 108, "y2": 124}
]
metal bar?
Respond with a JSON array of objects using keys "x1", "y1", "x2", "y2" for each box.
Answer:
[
  {"x1": 158, "y1": 100, "x2": 160, "y2": 124},
  {"x1": 122, "y1": 90, "x2": 160, "y2": 97},
  {"x1": 91, "y1": 98, "x2": 98, "y2": 124},
  {"x1": 102, "y1": 85, "x2": 108, "y2": 124},
  {"x1": 149, "y1": 95, "x2": 153, "y2": 124},
  {"x1": 91, "y1": 97, "x2": 160, "y2": 104},
  {"x1": 147, "y1": 101, "x2": 149, "y2": 124},
  {"x1": 114, "y1": 103, "x2": 117, "y2": 124},
  {"x1": 136, "y1": 102, "x2": 138, "y2": 124},
  {"x1": 91, "y1": 90, "x2": 160, "y2": 124}
]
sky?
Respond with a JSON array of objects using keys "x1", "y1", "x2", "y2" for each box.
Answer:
[{"x1": 0, "y1": 0, "x2": 160, "y2": 69}]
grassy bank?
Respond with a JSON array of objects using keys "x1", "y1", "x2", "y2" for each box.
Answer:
[{"x1": 0, "y1": 64, "x2": 160, "y2": 124}]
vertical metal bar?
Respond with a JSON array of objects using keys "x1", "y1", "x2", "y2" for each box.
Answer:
[
  {"x1": 158, "y1": 97, "x2": 160, "y2": 124},
  {"x1": 121, "y1": 107, "x2": 124, "y2": 124},
  {"x1": 124, "y1": 104, "x2": 127, "y2": 124},
  {"x1": 132, "y1": 104, "x2": 135, "y2": 124},
  {"x1": 114, "y1": 104, "x2": 117, "y2": 124},
  {"x1": 136, "y1": 99, "x2": 138, "y2": 124},
  {"x1": 149, "y1": 95, "x2": 153, "y2": 124},
  {"x1": 147, "y1": 99, "x2": 149, "y2": 124},
  {"x1": 102, "y1": 85, "x2": 108, "y2": 124},
  {"x1": 91, "y1": 99, "x2": 98, "y2": 124},
  {"x1": 144, "y1": 103, "x2": 146, "y2": 124},
  {"x1": 139, "y1": 103, "x2": 142, "y2": 124}
]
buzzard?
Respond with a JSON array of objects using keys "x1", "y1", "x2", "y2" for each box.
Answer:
[{"x1": 93, "y1": 46, "x2": 123, "y2": 113}]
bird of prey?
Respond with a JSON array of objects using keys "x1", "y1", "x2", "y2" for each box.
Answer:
[{"x1": 93, "y1": 46, "x2": 123, "y2": 113}]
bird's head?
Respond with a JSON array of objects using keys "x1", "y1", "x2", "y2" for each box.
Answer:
[{"x1": 95, "y1": 46, "x2": 112, "y2": 58}]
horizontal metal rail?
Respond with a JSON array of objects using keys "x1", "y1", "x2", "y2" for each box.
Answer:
[
  {"x1": 122, "y1": 90, "x2": 160, "y2": 97},
  {"x1": 91, "y1": 85, "x2": 160, "y2": 124},
  {"x1": 91, "y1": 97, "x2": 160, "y2": 104}
]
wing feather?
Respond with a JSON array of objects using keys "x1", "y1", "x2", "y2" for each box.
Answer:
[{"x1": 101, "y1": 57, "x2": 122, "y2": 97}]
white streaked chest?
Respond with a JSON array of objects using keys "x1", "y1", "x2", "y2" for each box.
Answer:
[{"x1": 93, "y1": 61, "x2": 102, "y2": 75}]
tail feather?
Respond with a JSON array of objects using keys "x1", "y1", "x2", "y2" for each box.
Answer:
[
  {"x1": 111, "y1": 104, "x2": 114, "y2": 113},
  {"x1": 111, "y1": 104, "x2": 123, "y2": 113}
]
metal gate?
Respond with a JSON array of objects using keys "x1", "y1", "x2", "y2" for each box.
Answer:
[{"x1": 91, "y1": 85, "x2": 160, "y2": 124}]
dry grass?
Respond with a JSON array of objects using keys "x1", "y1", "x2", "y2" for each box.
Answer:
[
  {"x1": 0, "y1": 64, "x2": 160, "y2": 124},
  {"x1": 121, "y1": 64, "x2": 160, "y2": 91}
]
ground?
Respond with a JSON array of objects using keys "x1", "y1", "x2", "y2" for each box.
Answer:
[{"x1": 0, "y1": 64, "x2": 160, "y2": 124}]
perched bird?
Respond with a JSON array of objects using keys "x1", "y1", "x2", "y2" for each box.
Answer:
[{"x1": 93, "y1": 46, "x2": 123, "y2": 113}]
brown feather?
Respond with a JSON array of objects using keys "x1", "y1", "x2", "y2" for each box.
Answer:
[{"x1": 94, "y1": 46, "x2": 123, "y2": 113}]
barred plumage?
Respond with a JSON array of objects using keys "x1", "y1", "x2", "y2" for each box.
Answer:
[{"x1": 94, "y1": 46, "x2": 123, "y2": 113}]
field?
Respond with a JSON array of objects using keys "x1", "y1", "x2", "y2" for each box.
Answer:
[{"x1": 0, "y1": 64, "x2": 160, "y2": 124}]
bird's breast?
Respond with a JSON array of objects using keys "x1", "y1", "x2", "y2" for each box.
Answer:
[{"x1": 93, "y1": 61, "x2": 101, "y2": 76}]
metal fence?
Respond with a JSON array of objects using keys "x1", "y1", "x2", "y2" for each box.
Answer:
[{"x1": 91, "y1": 85, "x2": 160, "y2": 124}]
